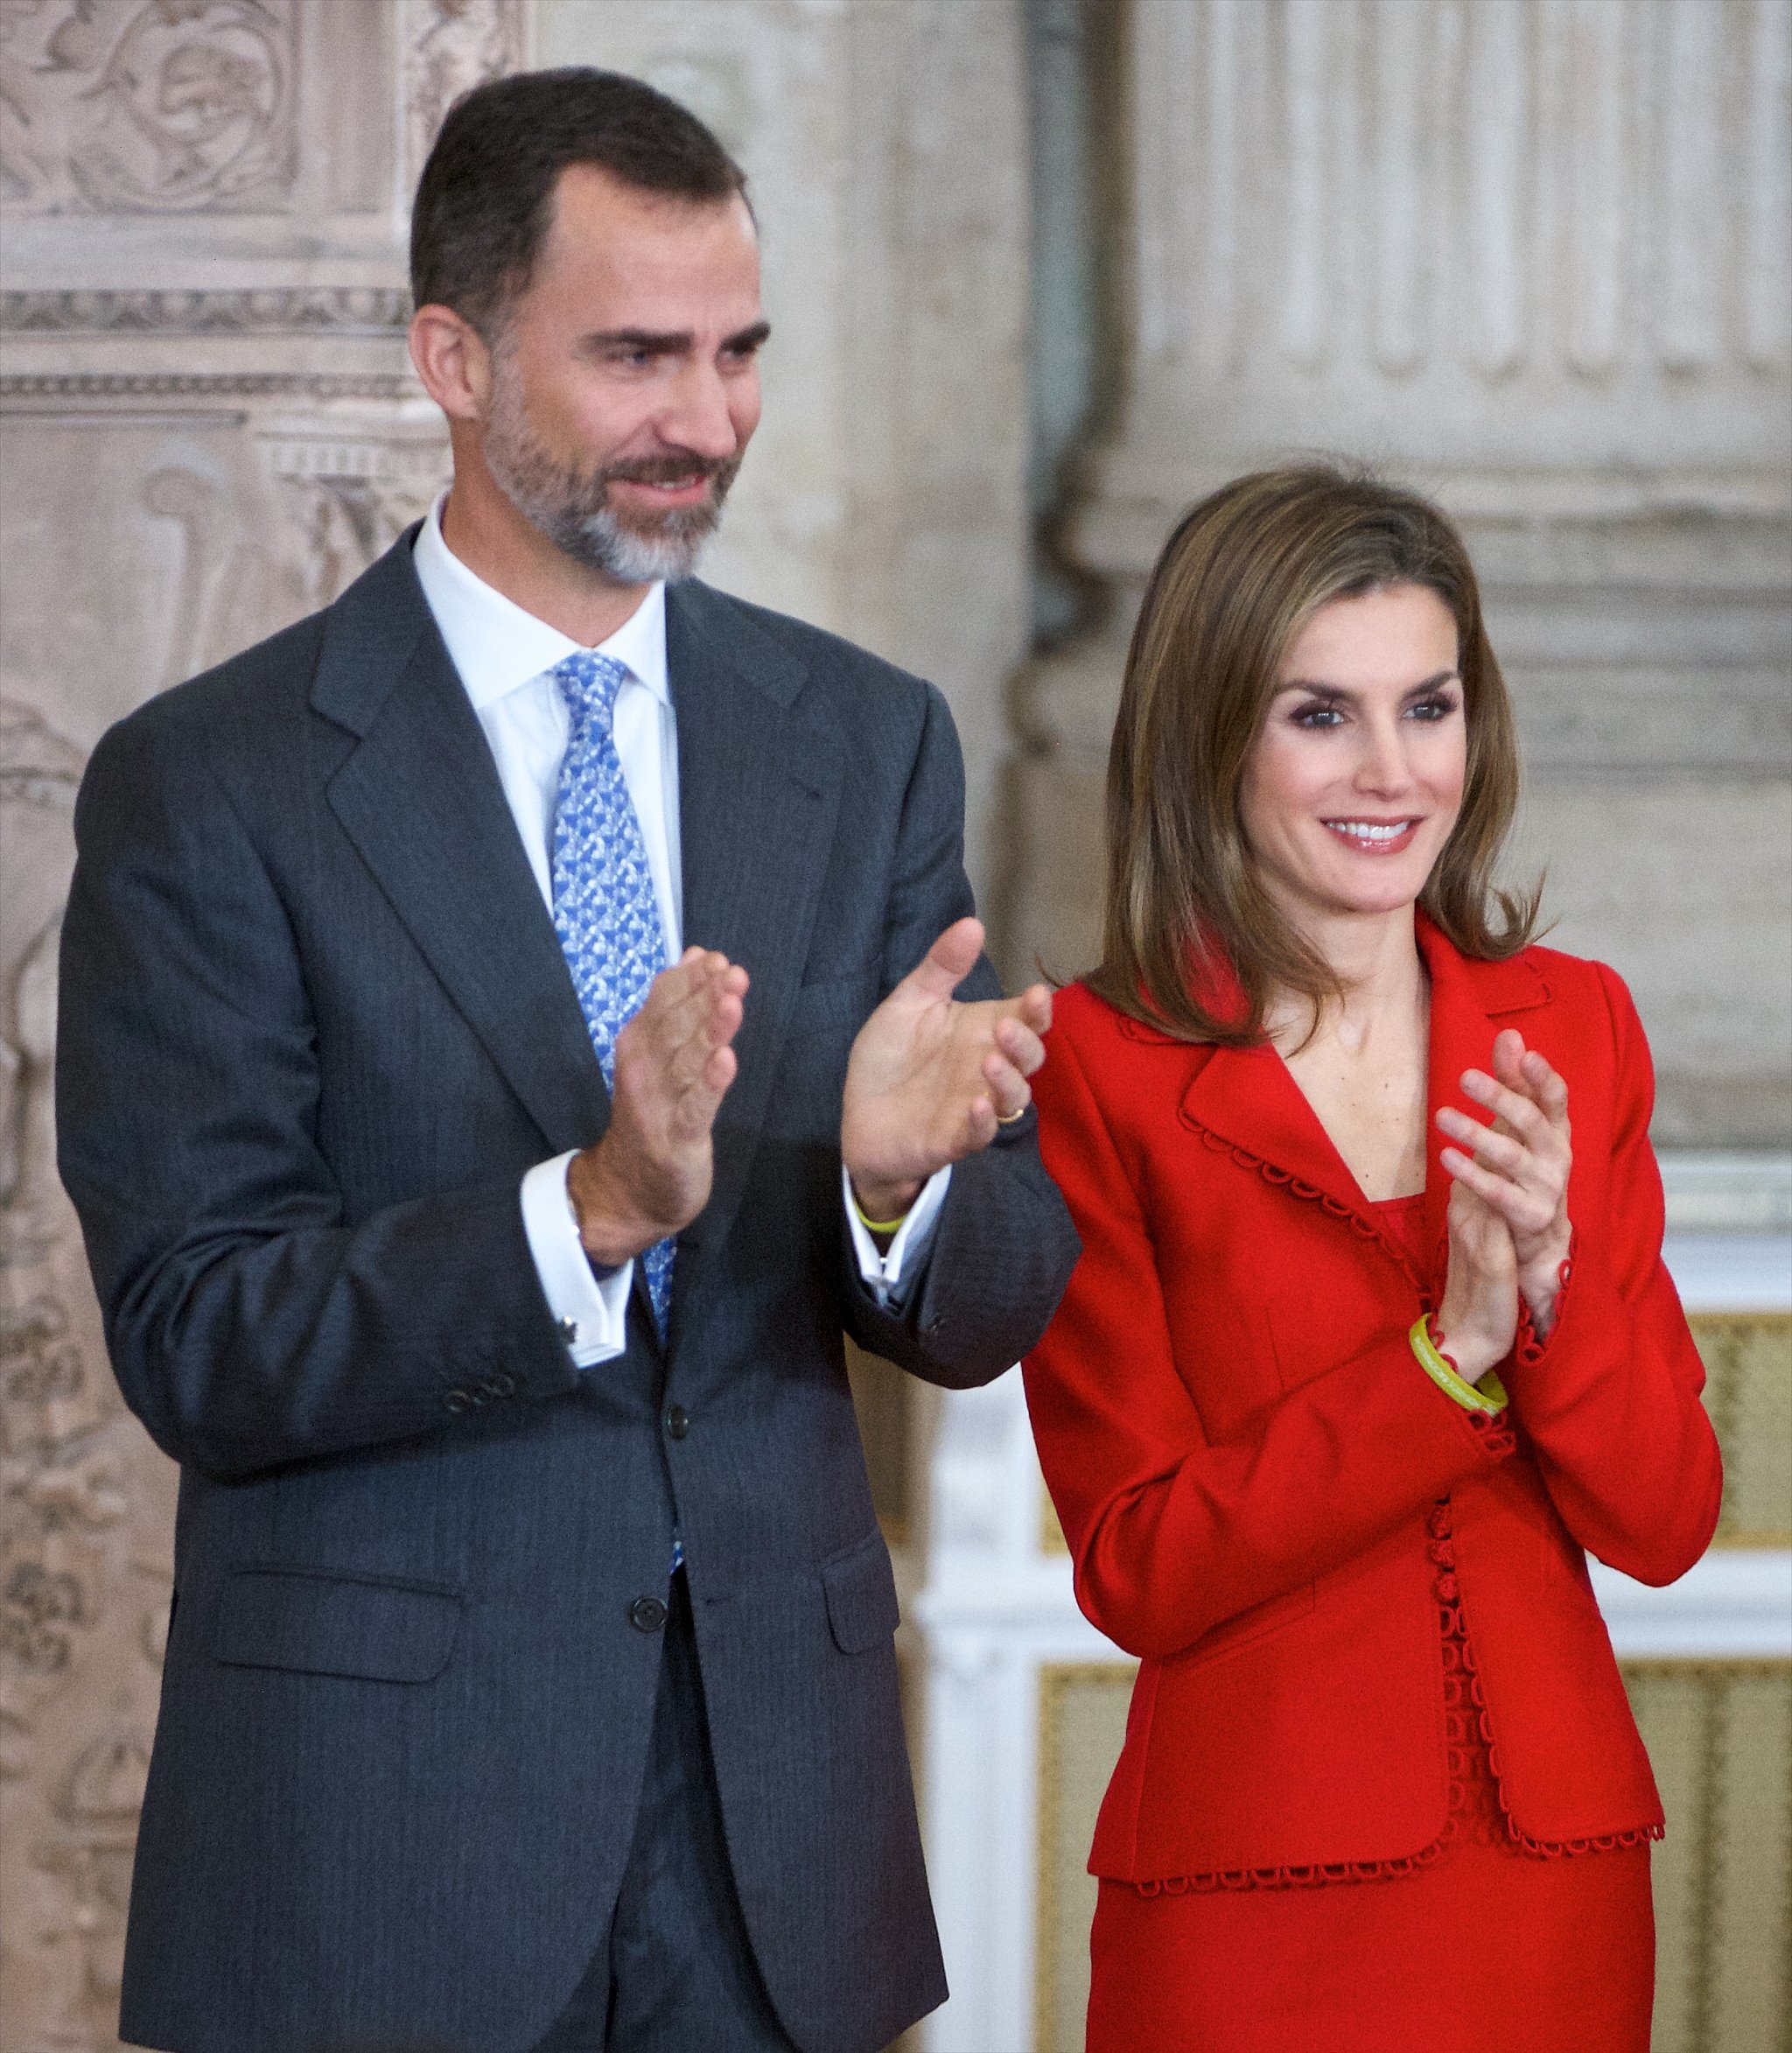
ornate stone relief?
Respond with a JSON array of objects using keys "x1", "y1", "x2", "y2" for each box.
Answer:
[
  {"x1": 403, "y1": 0, "x2": 527, "y2": 185},
  {"x1": 0, "y1": 0, "x2": 499, "y2": 2035},
  {"x1": 0, "y1": 0, "x2": 298, "y2": 215},
  {"x1": 0, "y1": 698, "x2": 175, "y2": 2044},
  {"x1": 0, "y1": 286, "x2": 411, "y2": 334},
  {"x1": 0, "y1": 369, "x2": 416, "y2": 399},
  {"x1": 260, "y1": 418, "x2": 451, "y2": 609}
]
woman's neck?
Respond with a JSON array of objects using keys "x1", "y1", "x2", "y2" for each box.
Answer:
[
  {"x1": 1264, "y1": 902, "x2": 1426, "y2": 1056},
  {"x1": 1264, "y1": 901, "x2": 1432, "y2": 1202}
]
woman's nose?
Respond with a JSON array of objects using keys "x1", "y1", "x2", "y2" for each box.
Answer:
[{"x1": 1354, "y1": 717, "x2": 1414, "y2": 795}]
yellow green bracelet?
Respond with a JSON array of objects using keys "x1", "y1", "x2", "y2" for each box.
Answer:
[
  {"x1": 1408, "y1": 1315, "x2": 1508, "y2": 1417},
  {"x1": 851, "y1": 1195, "x2": 910, "y2": 1237}
]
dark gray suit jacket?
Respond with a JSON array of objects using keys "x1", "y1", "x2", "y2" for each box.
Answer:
[{"x1": 55, "y1": 535, "x2": 1078, "y2": 2053}]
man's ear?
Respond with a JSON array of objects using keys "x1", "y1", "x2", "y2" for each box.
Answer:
[{"x1": 409, "y1": 304, "x2": 494, "y2": 424}]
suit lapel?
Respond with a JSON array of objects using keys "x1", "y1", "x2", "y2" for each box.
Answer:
[
  {"x1": 663, "y1": 582, "x2": 843, "y2": 1311},
  {"x1": 312, "y1": 536, "x2": 608, "y2": 1159}
]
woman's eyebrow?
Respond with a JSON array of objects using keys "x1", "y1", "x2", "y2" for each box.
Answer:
[{"x1": 1273, "y1": 669, "x2": 1460, "y2": 699}]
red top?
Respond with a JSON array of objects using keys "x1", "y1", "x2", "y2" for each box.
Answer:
[{"x1": 1023, "y1": 919, "x2": 1723, "y2": 1882}]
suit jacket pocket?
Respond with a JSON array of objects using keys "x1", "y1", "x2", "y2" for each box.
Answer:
[
  {"x1": 214, "y1": 1567, "x2": 464, "y2": 1683},
  {"x1": 1179, "y1": 1579, "x2": 1317, "y2": 1673},
  {"x1": 820, "y1": 1531, "x2": 900, "y2": 1654}
]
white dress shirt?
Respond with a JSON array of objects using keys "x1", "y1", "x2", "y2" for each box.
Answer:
[{"x1": 410, "y1": 497, "x2": 948, "y2": 1363}]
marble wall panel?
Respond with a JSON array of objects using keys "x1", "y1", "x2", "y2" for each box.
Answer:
[{"x1": 1010, "y1": 0, "x2": 1792, "y2": 1147}]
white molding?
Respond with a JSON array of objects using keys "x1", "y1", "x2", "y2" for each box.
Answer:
[
  {"x1": 1660, "y1": 1152, "x2": 1792, "y2": 1237},
  {"x1": 1592, "y1": 1552, "x2": 1792, "y2": 1659}
]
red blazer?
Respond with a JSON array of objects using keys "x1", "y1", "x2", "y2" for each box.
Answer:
[{"x1": 1023, "y1": 921, "x2": 1722, "y2": 1882}]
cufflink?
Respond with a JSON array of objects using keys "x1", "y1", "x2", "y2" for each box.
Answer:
[{"x1": 557, "y1": 1316, "x2": 579, "y2": 1346}]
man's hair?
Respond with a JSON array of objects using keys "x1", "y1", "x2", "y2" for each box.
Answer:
[{"x1": 410, "y1": 67, "x2": 749, "y2": 338}]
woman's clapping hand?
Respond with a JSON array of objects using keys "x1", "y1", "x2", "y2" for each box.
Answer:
[{"x1": 1435, "y1": 1029, "x2": 1574, "y2": 1341}]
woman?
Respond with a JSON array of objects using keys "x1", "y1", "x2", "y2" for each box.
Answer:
[{"x1": 1023, "y1": 467, "x2": 1722, "y2": 2053}]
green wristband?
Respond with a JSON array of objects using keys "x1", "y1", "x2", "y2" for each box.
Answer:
[{"x1": 1409, "y1": 1315, "x2": 1508, "y2": 1417}]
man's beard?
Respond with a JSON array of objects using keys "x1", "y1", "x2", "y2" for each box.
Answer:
[{"x1": 483, "y1": 368, "x2": 740, "y2": 584}]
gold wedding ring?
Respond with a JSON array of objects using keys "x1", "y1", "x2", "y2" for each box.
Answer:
[{"x1": 996, "y1": 1104, "x2": 1027, "y2": 1125}]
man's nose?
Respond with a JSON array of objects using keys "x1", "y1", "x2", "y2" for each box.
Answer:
[{"x1": 657, "y1": 363, "x2": 743, "y2": 460}]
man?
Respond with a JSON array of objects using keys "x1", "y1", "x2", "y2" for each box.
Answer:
[{"x1": 56, "y1": 68, "x2": 1078, "y2": 2053}]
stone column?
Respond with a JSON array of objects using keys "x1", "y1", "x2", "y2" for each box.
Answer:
[
  {"x1": 1013, "y1": 0, "x2": 1792, "y2": 1147},
  {"x1": 0, "y1": 7, "x2": 524, "y2": 2042}
]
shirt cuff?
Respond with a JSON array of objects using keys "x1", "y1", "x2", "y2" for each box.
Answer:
[
  {"x1": 843, "y1": 1163, "x2": 951, "y2": 1307},
  {"x1": 521, "y1": 1153, "x2": 633, "y2": 1367}
]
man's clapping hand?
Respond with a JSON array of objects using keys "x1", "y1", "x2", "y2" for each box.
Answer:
[
  {"x1": 567, "y1": 948, "x2": 749, "y2": 1267},
  {"x1": 841, "y1": 917, "x2": 1051, "y2": 1225}
]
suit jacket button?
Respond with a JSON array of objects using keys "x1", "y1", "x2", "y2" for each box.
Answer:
[
  {"x1": 664, "y1": 1404, "x2": 690, "y2": 1440},
  {"x1": 630, "y1": 1595, "x2": 668, "y2": 1633}
]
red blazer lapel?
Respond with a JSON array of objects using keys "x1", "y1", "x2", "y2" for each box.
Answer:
[
  {"x1": 1418, "y1": 916, "x2": 1553, "y2": 1271},
  {"x1": 1172, "y1": 919, "x2": 1556, "y2": 1285},
  {"x1": 1177, "y1": 1039, "x2": 1371, "y2": 1227}
]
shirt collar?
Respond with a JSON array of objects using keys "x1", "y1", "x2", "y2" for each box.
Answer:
[{"x1": 411, "y1": 492, "x2": 669, "y2": 711}]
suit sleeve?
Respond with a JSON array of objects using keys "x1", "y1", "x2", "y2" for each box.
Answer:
[
  {"x1": 55, "y1": 708, "x2": 583, "y2": 1482},
  {"x1": 1501, "y1": 965, "x2": 1724, "y2": 1584},
  {"x1": 1022, "y1": 1017, "x2": 1512, "y2": 1661},
  {"x1": 839, "y1": 680, "x2": 1080, "y2": 1387}
]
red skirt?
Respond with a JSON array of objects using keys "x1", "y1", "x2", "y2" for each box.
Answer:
[
  {"x1": 1086, "y1": 1485, "x2": 1656, "y2": 2053},
  {"x1": 1087, "y1": 1832, "x2": 1654, "y2": 2053},
  {"x1": 1085, "y1": 1188, "x2": 1659, "y2": 2053}
]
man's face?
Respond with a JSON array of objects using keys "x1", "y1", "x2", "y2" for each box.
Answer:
[{"x1": 481, "y1": 164, "x2": 766, "y2": 583}]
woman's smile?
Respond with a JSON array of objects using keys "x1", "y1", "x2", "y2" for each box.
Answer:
[{"x1": 1320, "y1": 815, "x2": 1424, "y2": 853}]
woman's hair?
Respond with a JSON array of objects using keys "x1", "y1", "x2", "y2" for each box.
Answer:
[{"x1": 1089, "y1": 464, "x2": 1541, "y2": 1044}]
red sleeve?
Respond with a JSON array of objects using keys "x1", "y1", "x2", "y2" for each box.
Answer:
[
  {"x1": 1022, "y1": 1012, "x2": 1509, "y2": 1661},
  {"x1": 1503, "y1": 965, "x2": 1723, "y2": 1584}
]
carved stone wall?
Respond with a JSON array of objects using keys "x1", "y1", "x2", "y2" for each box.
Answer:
[
  {"x1": 1010, "y1": 0, "x2": 1792, "y2": 1147},
  {"x1": 0, "y1": 3, "x2": 1030, "y2": 2040},
  {"x1": 0, "y1": 6, "x2": 524, "y2": 2040}
]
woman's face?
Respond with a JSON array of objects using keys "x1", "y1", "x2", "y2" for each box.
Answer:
[{"x1": 1239, "y1": 580, "x2": 1466, "y2": 929}]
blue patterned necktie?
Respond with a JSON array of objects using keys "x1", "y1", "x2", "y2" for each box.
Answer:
[{"x1": 549, "y1": 650, "x2": 674, "y2": 1339}]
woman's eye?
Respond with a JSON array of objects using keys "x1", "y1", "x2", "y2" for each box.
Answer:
[
  {"x1": 1291, "y1": 703, "x2": 1344, "y2": 729},
  {"x1": 1407, "y1": 694, "x2": 1460, "y2": 722}
]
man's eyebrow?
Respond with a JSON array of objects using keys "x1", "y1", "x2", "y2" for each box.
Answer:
[
  {"x1": 583, "y1": 327, "x2": 691, "y2": 354},
  {"x1": 580, "y1": 320, "x2": 772, "y2": 355}
]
